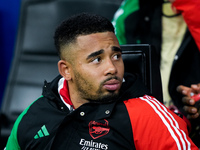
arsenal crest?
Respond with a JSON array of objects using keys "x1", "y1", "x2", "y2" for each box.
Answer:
[{"x1": 89, "y1": 119, "x2": 110, "y2": 139}]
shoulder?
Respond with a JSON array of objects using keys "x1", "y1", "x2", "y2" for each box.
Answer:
[
  {"x1": 11, "y1": 96, "x2": 67, "y2": 149},
  {"x1": 123, "y1": 95, "x2": 190, "y2": 136},
  {"x1": 123, "y1": 95, "x2": 161, "y2": 123},
  {"x1": 123, "y1": 95, "x2": 159, "y2": 113},
  {"x1": 17, "y1": 95, "x2": 66, "y2": 134},
  {"x1": 123, "y1": 95, "x2": 197, "y2": 149},
  {"x1": 123, "y1": 95, "x2": 184, "y2": 124}
]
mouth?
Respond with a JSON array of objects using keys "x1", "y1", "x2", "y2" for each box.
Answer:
[{"x1": 103, "y1": 79, "x2": 121, "y2": 91}]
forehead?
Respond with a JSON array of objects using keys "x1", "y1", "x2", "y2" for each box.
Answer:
[
  {"x1": 75, "y1": 32, "x2": 120, "y2": 52},
  {"x1": 61, "y1": 32, "x2": 120, "y2": 62}
]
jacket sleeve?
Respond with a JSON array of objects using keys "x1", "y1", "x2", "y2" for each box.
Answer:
[
  {"x1": 5, "y1": 123, "x2": 21, "y2": 150},
  {"x1": 5, "y1": 105, "x2": 32, "y2": 150},
  {"x1": 172, "y1": 0, "x2": 200, "y2": 51},
  {"x1": 112, "y1": 0, "x2": 139, "y2": 45},
  {"x1": 124, "y1": 95, "x2": 198, "y2": 150}
]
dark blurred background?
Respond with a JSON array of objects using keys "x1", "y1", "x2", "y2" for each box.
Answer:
[{"x1": 0, "y1": 0, "x2": 21, "y2": 107}]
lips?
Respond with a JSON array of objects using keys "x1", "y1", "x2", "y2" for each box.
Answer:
[{"x1": 103, "y1": 79, "x2": 120, "y2": 91}]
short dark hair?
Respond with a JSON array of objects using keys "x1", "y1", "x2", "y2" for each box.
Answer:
[{"x1": 54, "y1": 13, "x2": 115, "y2": 58}]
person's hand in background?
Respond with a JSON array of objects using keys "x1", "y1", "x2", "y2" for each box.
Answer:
[{"x1": 177, "y1": 83, "x2": 200, "y2": 119}]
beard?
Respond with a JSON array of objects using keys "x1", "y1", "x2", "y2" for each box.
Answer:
[
  {"x1": 73, "y1": 70, "x2": 121, "y2": 103},
  {"x1": 87, "y1": 92, "x2": 120, "y2": 103}
]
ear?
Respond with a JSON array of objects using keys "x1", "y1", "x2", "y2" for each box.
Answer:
[{"x1": 58, "y1": 60, "x2": 72, "y2": 81}]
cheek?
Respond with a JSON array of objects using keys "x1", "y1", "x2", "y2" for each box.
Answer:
[
  {"x1": 85, "y1": 71, "x2": 103, "y2": 90},
  {"x1": 79, "y1": 63, "x2": 103, "y2": 77},
  {"x1": 116, "y1": 61, "x2": 124, "y2": 76},
  {"x1": 85, "y1": 72, "x2": 101, "y2": 87},
  {"x1": 78, "y1": 73, "x2": 101, "y2": 95},
  {"x1": 76, "y1": 65, "x2": 101, "y2": 85}
]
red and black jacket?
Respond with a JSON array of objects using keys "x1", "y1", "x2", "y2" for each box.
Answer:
[{"x1": 6, "y1": 73, "x2": 198, "y2": 149}]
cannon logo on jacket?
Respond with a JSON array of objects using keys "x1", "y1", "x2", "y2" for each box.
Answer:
[{"x1": 89, "y1": 119, "x2": 110, "y2": 139}]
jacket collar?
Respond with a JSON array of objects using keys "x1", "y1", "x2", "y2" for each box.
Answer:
[{"x1": 42, "y1": 73, "x2": 150, "y2": 117}]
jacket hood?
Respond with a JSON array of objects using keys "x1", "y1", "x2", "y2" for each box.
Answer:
[{"x1": 119, "y1": 73, "x2": 151, "y2": 101}]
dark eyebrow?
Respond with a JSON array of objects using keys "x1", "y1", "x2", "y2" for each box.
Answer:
[
  {"x1": 112, "y1": 46, "x2": 122, "y2": 53},
  {"x1": 86, "y1": 46, "x2": 121, "y2": 60},
  {"x1": 86, "y1": 49, "x2": 104, "y2": 60}
]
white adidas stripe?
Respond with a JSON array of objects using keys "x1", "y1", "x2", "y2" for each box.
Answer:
[
  {"x1": 140, "y1": 96, "x2": 182, "y2": 149},
  {"x1": 150, "y1": 98, "x2": 191, "y2": 150},
  {"x1": 140, "y1": 95, "x2": 191, "y2": 150},
  {"x1": 150, "y1": 98, "x2": 190, "y2": 150}
]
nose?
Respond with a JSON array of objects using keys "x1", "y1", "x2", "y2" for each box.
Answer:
[{"x1": 104, "y1": 59, "x2": 117, "y2": 76}]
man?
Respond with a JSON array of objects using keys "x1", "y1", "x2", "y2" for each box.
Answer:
[{"x1": 5, "y1": 13, "x2": 198, "y2": 149}]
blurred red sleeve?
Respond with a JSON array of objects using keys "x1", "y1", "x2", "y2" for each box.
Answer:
[{"x1": 172, "y1": 0, "x2": 200, "y2": 51}]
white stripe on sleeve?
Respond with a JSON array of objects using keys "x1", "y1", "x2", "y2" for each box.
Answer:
[{"x1": 140, "y1": 95, "x2": 191, "y2": 150}]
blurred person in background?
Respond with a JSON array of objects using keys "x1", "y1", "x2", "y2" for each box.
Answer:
[{"x1": 112, "y1": 0, "x2": 200, "y2": 147}]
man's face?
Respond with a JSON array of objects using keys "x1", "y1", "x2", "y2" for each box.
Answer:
[{"x1": 67, "y1": 32, "x2": 124, "y2": 102}]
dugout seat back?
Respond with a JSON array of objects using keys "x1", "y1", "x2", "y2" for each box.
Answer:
[{"x1": 121, "y1": 44, "x2": 163, "y2": 101}]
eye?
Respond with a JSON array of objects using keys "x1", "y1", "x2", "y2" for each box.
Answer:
[
  {"x1": 91, "y1": 57, "x2": 101, "y2": 64},
  {"x1": 113, "y1": 53, "x2": 121, "y2": 60}
]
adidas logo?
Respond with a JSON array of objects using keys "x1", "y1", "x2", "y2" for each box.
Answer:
[{"x1": 34, "y1": 125, "x2": 49, "y2": 139}]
